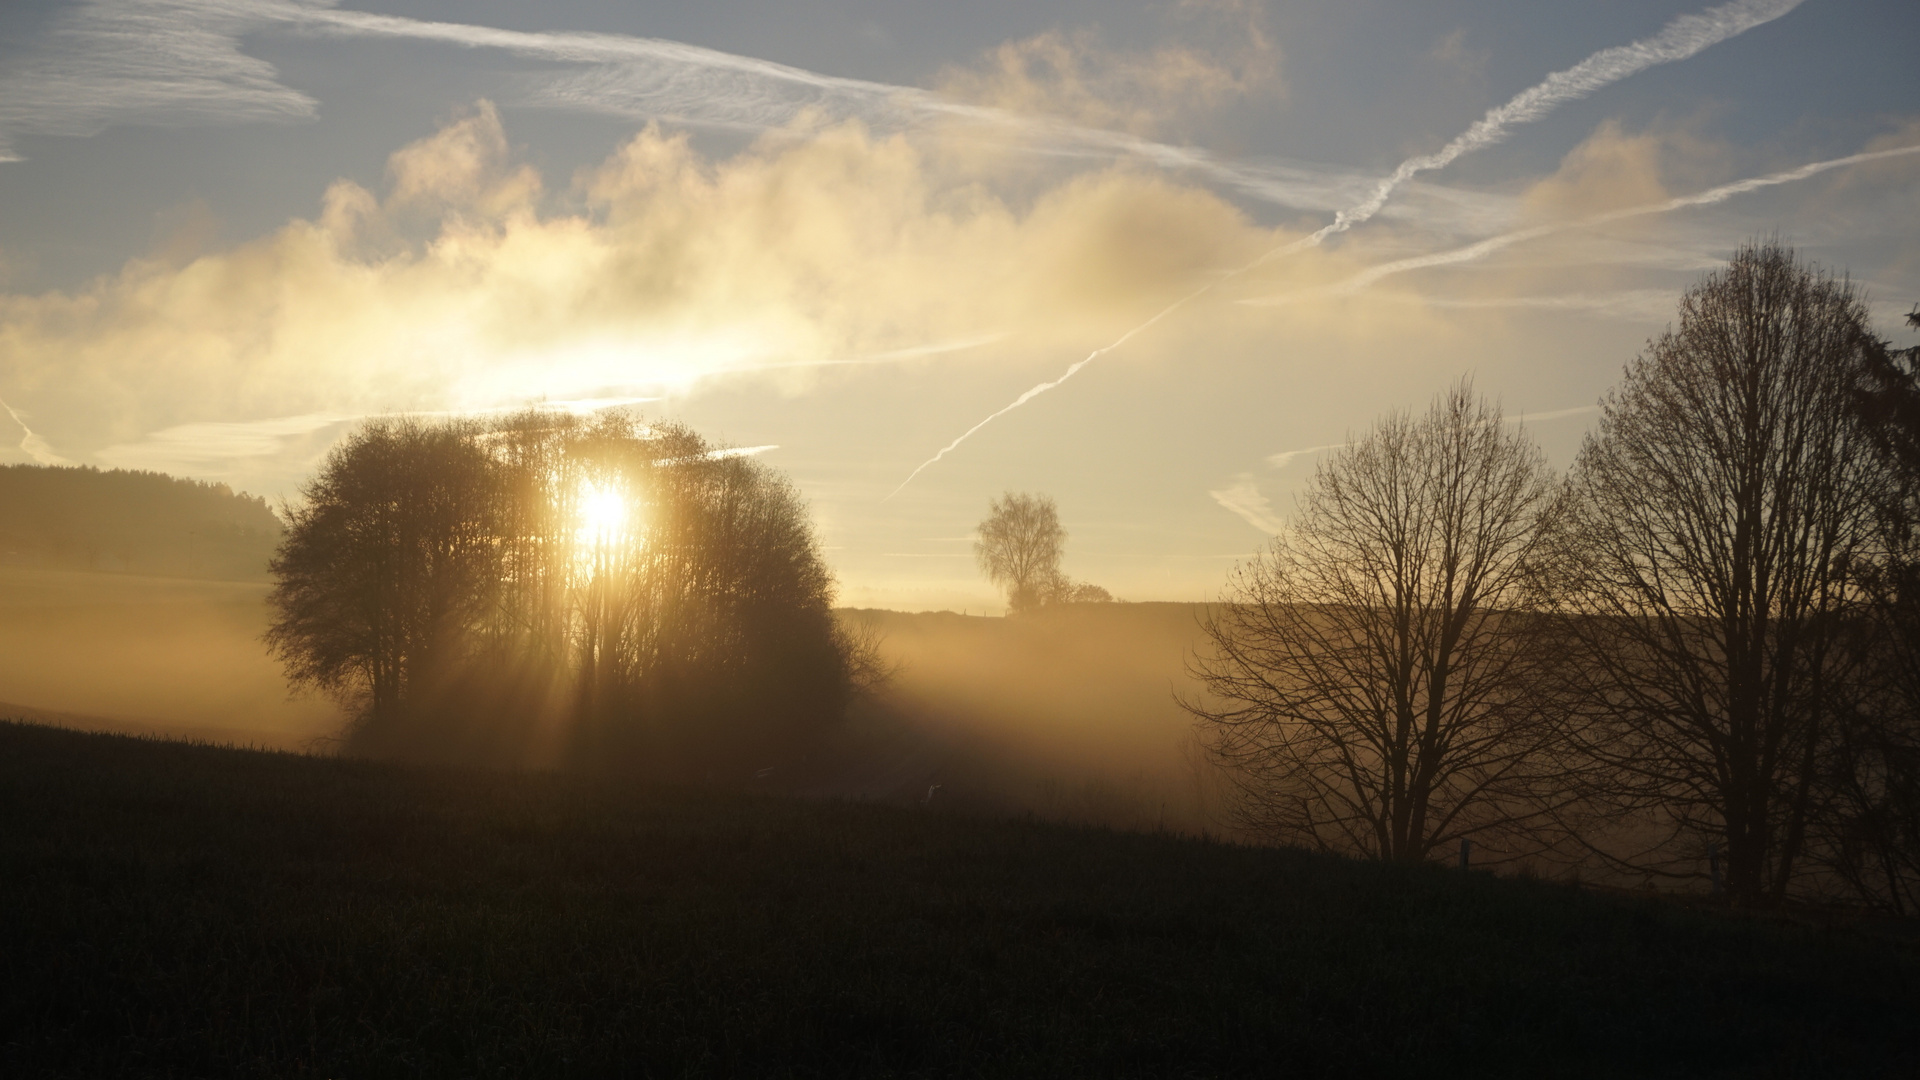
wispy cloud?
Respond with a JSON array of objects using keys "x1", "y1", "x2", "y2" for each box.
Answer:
[
  {"x1": 1265, "y1": 442, "x2": 1348, "y2": 470},
  {"x1": 0, "y1": 0, "x2": 318, "y2": 162},
  {"x1": 1408, "y1": 290, "x2": 1681, "y2": 322},
  {"x1": 94, "y1": 412, "x2": 351, "y2": 473},
  {"x1": 89, "y1": 395, "x2": 670, "y2": 476},
  {"x1": 0, "y1": 0, "x2": 1491, "y2": 230},
  {"x1": 1512, "y1": 404, "x2": 1601, "y2": 424},
  {"x1": 703, "y1": 444, "x2": 778, "y2": 461},
  {"x1": 1209, "y1": 474, "x2": 1286, "y2": 535}
]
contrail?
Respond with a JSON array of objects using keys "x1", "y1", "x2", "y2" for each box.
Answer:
[
  {"x1": 1290, "y1": 0, "x2": 1803, "y2": 250},
  {"x1": 0, "y1": 391, "x2": 71, "y2": 465},
  {"x1": 287, "y1": 4, "x2": 1391, "y2": 219},
  {"x1": 1248, "y1": 143, "x2": 1920, "y2": 303},
  {"x1": 885, "y1": 282, "x2": 1213, "y2": 498},
  {"x1": 887, "y1": 0, "x2": 1802, "y2": 494}
]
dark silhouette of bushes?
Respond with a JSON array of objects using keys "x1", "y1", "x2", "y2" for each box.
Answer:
[{"x1": 266, "y1": 411, "x2": 864, "y2": 777}]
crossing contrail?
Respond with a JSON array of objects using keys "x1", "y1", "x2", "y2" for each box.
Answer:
[
  {"x1": 1245, "y1": 143, "x2": 1920, "y2": 304},
  {"x1": 886, "y1": 0, "x2": 1804, "y2": 495}
]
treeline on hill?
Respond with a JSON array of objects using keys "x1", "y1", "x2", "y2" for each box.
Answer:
[
  {"x1": 266, "y1": 410, "x2": 873, "y2": 779},
  {"x1": 1185, "y1": 243, "x2": 1920, "y2": 915},
  {"x1": 0, "y1": 465, "x2": 282, "y2": 581}
]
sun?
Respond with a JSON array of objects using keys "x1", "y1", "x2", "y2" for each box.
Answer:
[{"x1": 576, "y1": 481, "x2": 631, "y2": 542}]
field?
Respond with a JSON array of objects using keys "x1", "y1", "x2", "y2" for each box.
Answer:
[{"x1": 4, "y1": 722, "x2": 1917, "y2": 1078}]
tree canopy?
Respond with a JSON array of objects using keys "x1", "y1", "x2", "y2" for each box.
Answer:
[
  {"x1": 267, "y1": 411, "x2": 860, "y2": 775},
  {"x1": 974, "y1": 492, "x2": 1112, "y2": 613}
]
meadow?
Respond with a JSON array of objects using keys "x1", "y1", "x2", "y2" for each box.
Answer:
[{"x1": 4, "y1": 721, "x2": 1916, "y2": 1078}]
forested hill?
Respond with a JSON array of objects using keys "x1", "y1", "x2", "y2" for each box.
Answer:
[{"x1": 0, "y1": 465, "x2": 282, "y2": 582}]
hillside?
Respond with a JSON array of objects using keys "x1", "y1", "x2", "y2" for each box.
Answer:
[
  {"x1": 0, "y1": 464, "x2": 282, "y2": 581},
  {"x1": 4, "y1": 722, "x2": 1916, "y2": 1078}
]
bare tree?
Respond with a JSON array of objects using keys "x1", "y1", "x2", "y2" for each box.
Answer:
[
  {"x1": 975, "y1": 492, "x2": 1067, "y2": 614},
  {"x1": 1185, "y1": 381, "x2": 1565, "y2": 862},
  {"x1": 1552, "y1": 242, "x2": 1894, "y2": 905}
]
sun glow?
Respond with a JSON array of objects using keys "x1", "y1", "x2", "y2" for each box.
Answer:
[{"x1": 576, "y1": 481, "x2": 632, "y2": 545}]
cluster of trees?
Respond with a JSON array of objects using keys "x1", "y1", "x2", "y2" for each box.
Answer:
[
  {"x1": 1188, "y1": 243, "x2": 1920, "y2": 911},
  {"x1": 974, "y1": 492, "x2": 1114, "y2": 613},
  {"x1": 0, "y1": 465, "x2": 282, "y2": 581},
  {"x1": 267, "y1": 410, "x2": 869, "y2": 775}
]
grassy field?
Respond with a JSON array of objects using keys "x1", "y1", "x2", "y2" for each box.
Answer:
[{"x1": 3, "y1": 722, "x2": 1917, "y2": 1078}]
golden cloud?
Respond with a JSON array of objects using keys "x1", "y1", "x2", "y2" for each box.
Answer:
[
  {"x1": 0, "y1": 102, "x2": 1281, "y2": 459},
  {"x1": 935, "y1": 2, "x2": 1280, "y2": 136}
]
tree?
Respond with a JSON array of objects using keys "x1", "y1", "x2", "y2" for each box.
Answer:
[
  {"x1": 265, "y1": 418, "x2": 500, "y2": 739},
  {"x1": 1185, "y1": 381, "x2": 1565, "y2": 862},
  {"x1": 1552, "y1": 242, "x2": 1894, "y2": 905},
  {"x1": 1817, "y1": 301, "x2": 1920, "y2": 912},
  {"x1": 267, "y1": 411, "x2": 859, "y2": 773},
  {"x1": 975, "y1": 492, "x2": 1067, "y2": 614}
]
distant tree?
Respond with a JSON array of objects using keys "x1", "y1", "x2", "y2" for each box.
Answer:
[
  {"x1": 1552, "y1": 243, "x2": 1895, "y2": 906},
  {"x1": 1185, "y1": 381, "x2": 1566, "y2": 862},
  {"x1": 975, "y1": 492, "x2": 1067, "y2": 614},
  {"x1": 1055, "y1": 581, "x2": 1113, "y2": 604}
]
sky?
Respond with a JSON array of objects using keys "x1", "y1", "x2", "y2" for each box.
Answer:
[{"x1": 0, "y1": 0, "x2": 1915, "y2": 611}]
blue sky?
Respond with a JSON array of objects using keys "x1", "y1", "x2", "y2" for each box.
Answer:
[{"x1": 0, "y1": 0, "x2": 1915, "y2": 608}]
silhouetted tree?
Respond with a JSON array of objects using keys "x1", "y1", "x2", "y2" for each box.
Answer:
[
  {"x1": 974, "y1": 492, "x2": 1115, "y2": 612},
  {"x1": 1186, "y1": 381, "x2": 1566, "y2": 862},
  {"x1": 1551, "y1": 243, "x2": 1895, "y2": 905},
  {"x1": 1816, "y1": 301, "x2": 1920, "y2": 912},
  {"x1": 265, "y1": 418, "x2": 500, "y2": 738},
  {"x1": 267, "y1": 411, "x2": 858, "y2": 773},
  {"x1": 976, "y1": 492, "x2": 1067, "y2": 614}
]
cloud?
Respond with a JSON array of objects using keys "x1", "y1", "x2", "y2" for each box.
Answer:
[
  {"x1": 889, "y1": 0, "x2": 1799, "y2": 492},
  {"x1": 0, "y1": 105, "x2": 1274, "y2": 471},
  {"x1": 1210, "y1": 474, "x2": 1286, "y2": 535},
  {"x1": 0, "y1": 0, "x2": 1488, "y2": 237},
  {"x1": 935, "y1": 1, "x2": 1280, "y2": 136},
  {"x1": 94, "y1": 412, "x2": 351, "y2": 473},
  {"x1": 1411, "y1": 290, "x2": 1683, "y2": 322},
  {"x1": 0, "y1": 0, "x2": 317, "y2": 161},
  {"x1": 1427, "y1": 29, "x2": 1490, "y2": 88},
  {"x1": 1265, "y1": 442, "x2": 1348, "y2": 470}
]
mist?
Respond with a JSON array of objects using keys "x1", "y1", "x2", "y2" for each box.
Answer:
[
  {"x1": 0, "y1": 565, "x2": 338, "y2": 749},
  {"x1": 829, "y1": 604, "x2": 1227, "y2": 834}
]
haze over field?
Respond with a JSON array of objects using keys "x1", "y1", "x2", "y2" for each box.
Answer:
[{"x1": 0, "y1": 0, "x2": 1913, "y2": 611}]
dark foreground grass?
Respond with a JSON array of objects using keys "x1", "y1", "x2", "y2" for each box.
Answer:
[{"x1": 2, "y1": 723, "x2": 1915, "y2": 1079}]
